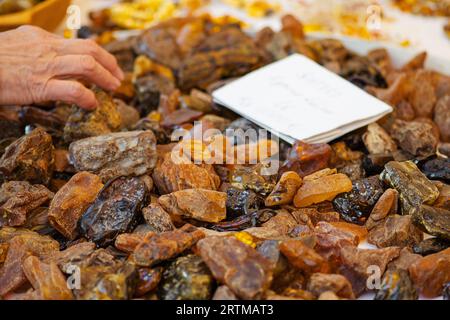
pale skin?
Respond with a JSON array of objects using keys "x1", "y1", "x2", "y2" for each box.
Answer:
[{"x1": 0, "y1": 25, "x2": 124, "y2": 110}]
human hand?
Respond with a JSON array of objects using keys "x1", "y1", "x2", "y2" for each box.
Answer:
[{"x1": 0, "y1": 25, "x2": 124, "y2": 110}]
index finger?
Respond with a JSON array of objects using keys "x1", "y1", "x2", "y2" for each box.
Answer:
[{"x1": 58, "y1": 38, "x2": 124, "y2": 81}]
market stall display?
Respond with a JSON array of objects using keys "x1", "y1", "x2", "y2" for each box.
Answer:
[{"x1": 0, "y1": 11, "x2": 449, "y2": 300}]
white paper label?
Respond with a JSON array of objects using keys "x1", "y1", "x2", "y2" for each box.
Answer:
[{"x1": 213, "y1": 54, "x2": 393, "y2": 144}]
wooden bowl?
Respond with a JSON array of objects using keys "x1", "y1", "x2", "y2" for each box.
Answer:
[{"x1": 0, "y1": 0, "x2": 72, "y2": 31}]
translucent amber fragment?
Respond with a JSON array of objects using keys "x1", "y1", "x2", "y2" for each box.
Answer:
[
  {"x1": 0, "y1": 233, "x2": 59, "y2": 296},
  {"x1": 48, "y1": 172, "x2": 104, "y2": 240},
  {"x1": 197, "y1": 236, "x2": 272, "y2": 300},
  {"x1": 409, "y1": 248, "x2": 450, "y2": 298},
  {"x1": 294, "y1": 173, "x2": 353, "y2": 207},
  {"x1": 265, "y1": 171, "x2": 302, "y2": 206},
  {"x1": 281, "y1": 141, "x2": 332, "y2": 178},
  {"x1": 22, "y1": 256, "x2": 74, "y2": 300},
  {"x1": 329, "y1": 222, "x2": 368, "y2": 243},
  {"x1": 279, "y1": 239, "x2": 330, "y2": 274},
  {"x1": 158, "y1": 189, "x2": 226, "y2": 223}
]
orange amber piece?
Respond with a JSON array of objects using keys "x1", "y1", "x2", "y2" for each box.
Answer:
[
  {"x1": 409, "y1": 248, "x2": 450, "y2": 298},
  {"x1": 265, "y1": 171, "x2": 302, "y2": 206},
  {"x1": 22, "y1": 256, "x2": 74, "y2": 300},
  {"x1": 281, "y1": 141, "x2": 332, "y2": 178},
  {"x1": 328, "y1": 222, "x2": 368, "y2": 243},
  {"x1": 293, "y1": 172, "x2": 353, "y2": 207},
  {"x1": 280, "y1": 239, "x2": 330, "y2": 274},
  {"x1": 48, "y1": 172, "x2": 104, "y2": 240}
]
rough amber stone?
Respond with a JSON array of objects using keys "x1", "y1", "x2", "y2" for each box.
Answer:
[
  {"x1": 135, "y1": 266, "x2": 163, "y2": 297},
  {"x1": 142, "y1": 203, "x2": 175, "y2": 233},
  {"x1": 69, "y1": 130, "x2": 157, "y2": 182},
  {"x1": 363, "y1": 123, "x2": 397, "y2": 155},
  {"x1": 265, "y1": 171, "x2": 302, "y2": 207},
  {"x1": 411, "y1": 205, "x2": 450, "y2": 240},
  {"x1": 381, "y1": 161, "x2": 439, "y2": 214},
  {"x1": 0, "y1": 181, "x2": 53, "y2": 227},
  {"x1": 307, "y1": 273, "x2": 355, "y2": 299},
  {"x1": 434, "y1": 95, "x2": 450, "y2": 142},
  {"x1": 197, "y1": 235, "x2": 273, "y2": 300},
  {"x1": 365, "y1": 188, "x2": 399, "y2": 230},
  {"x1": 22, "y1": 256, "x2": 74, "y2": 300},
  {"x1": 367, "y1": 215, "x2": 423, "y2": 248},
  {"x1": 314, "y1": 222, "x2": 359, "y2": 261},
  {"x1": 409, "y1": 248, "x2": 450, "y2": 298},
  {"x1": 63, "y1": 90, "x2": 122, "y2": 143},
  {"x1": 152, "y1": 153, "x2": 220, "y2": 194},
  {"x1": 329, "y1": 222, "x2": 368, "y2": 243},
  {"x1": 133, "y1": 225, "x2": 205, "y2": 267},
  {"x1": 390, "y1": 120, "x2": 438, "y2": 157},
  {"x1": 281, "y1": 141, "x2": 332, "y2": 178},
  {"x1": 158, "y1": 189, "x2": 226, "y2": 223},
  {"x1": 115, "y1": 233, "x2": 150, "y2": 254},
  {"x1": 0, "y1": 233, "x2": 59, "y2": 296},
  {"x1": 338, "y1": 246, "x2": 401, "y2": 297},
  {"x1": 48, "y1": 172, "x2": 103, "y2": 239},
  {"x1": 213, "y1": 285, "x2": 238, "y2": 300},
  {"x1": 279, "y1": 239, "x2": 330, "y2": 274},
  {"x1": 0, "y1": 127, "x2": 54, "y2": 185},
  {"x1": 158, "y1": 254, "x2": 214, "y2": 300},
  {"x1": 294, "y1": 172, "x2": 352, "y2": 207}
]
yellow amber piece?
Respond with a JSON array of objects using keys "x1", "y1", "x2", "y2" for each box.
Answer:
[
  {"x1": 233, "y1": 232, "x2": 256, "y2": 248},
  {"x1": 294, "y1": 173, "x2": 353, "y2": 207}
]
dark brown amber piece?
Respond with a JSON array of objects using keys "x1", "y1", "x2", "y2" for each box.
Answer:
[
  {"x1": 333, "y1": 176, "x2": 385, "y2": 225},
  {"x1": 409, "y1": 248, "x2": 450, "y2": 298},
  {"x1": 226, "y1": 187, "x2": 263, "y2": 218},
  {"x1": 79, "y1": 177, "x2": 149, "y2": 247},
  {"x1": 48, "y1": 172, "x2": 103, "y2": 239},
  {"x1": 0, "y1": 128, "x2": 54, "y2": 185},
  {"x1": 135, "y1": 267, "x2": 163, "y2": 297},
  {"x1": 434, "y1": 95, "x2": 450, "y2": 142},
  {"x1": 178, "y1": 28, "x2": 263, "y2": 91},
  {"x1": 76, "y1": 261, "x2": 138, "y2": 300},
  {"x1": 197, "y1": 236, "x2": 272, "y2": 300}
]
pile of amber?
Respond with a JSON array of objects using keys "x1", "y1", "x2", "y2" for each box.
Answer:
[{"x1": 0, "y1": 15, "x2": 449, "y2": 300}]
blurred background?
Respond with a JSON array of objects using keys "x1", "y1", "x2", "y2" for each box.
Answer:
[{"x1": 0, "y1": 0, "x2": 448, "y2": 59}]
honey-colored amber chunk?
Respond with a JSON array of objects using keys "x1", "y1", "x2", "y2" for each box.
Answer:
[{"x1": 294, "y1": 173, "x2": 352, "y2": 207}]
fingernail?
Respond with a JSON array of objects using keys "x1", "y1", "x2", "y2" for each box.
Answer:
[
  {"x1": 114, "y1": 78, "x2": 122, "y2": 88},
  {"x1": 118, "y1": 69, "x2": 125, "y2": 81}
]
